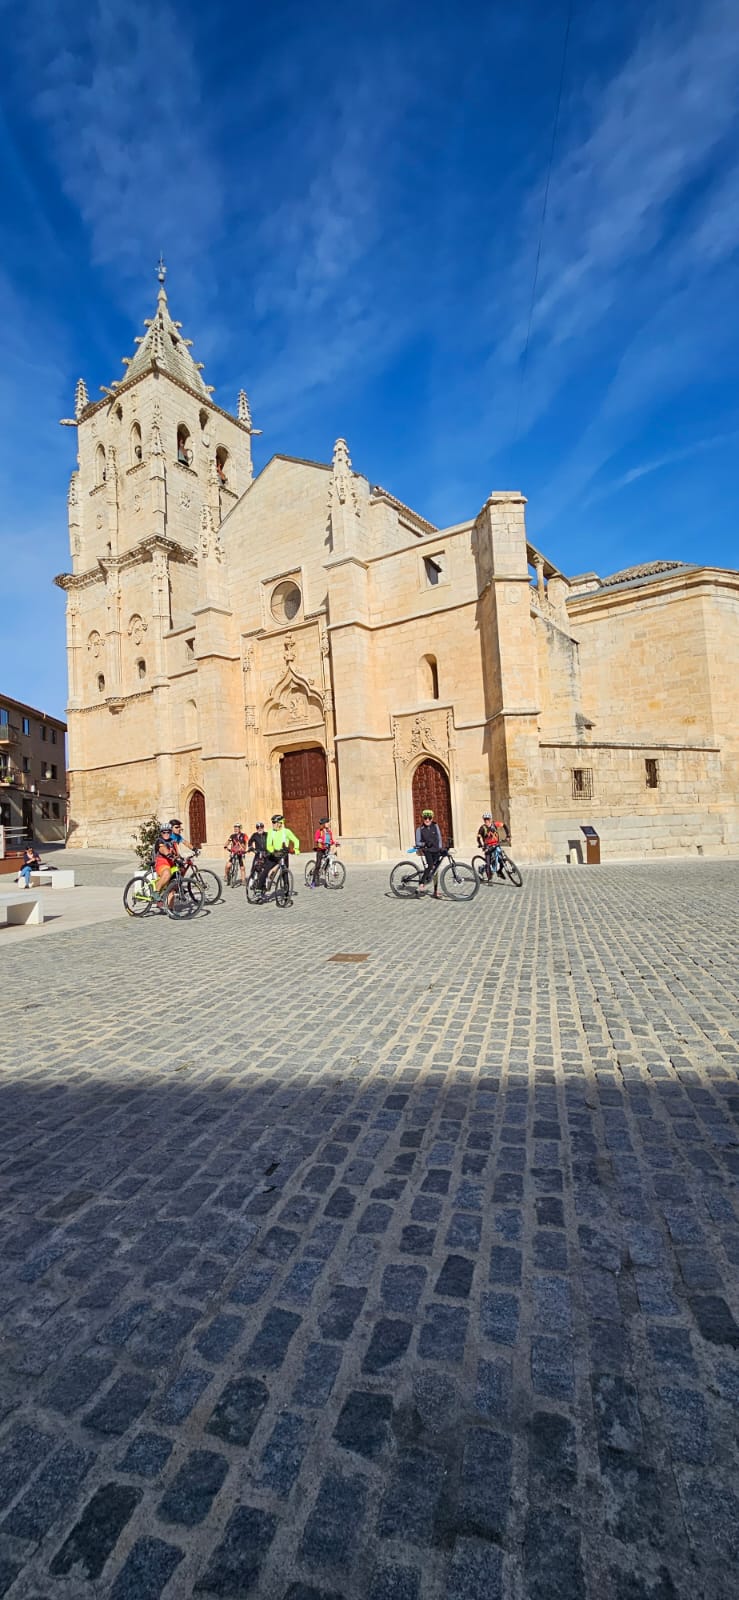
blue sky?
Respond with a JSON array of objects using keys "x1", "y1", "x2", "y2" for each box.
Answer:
[{"x1": 1, "y1": 0, "x2": 738, "y2": 720}]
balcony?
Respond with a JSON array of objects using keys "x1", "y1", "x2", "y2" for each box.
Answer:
[{"x1": 0, "y1": 723, "x2": 19, "y2": 746}]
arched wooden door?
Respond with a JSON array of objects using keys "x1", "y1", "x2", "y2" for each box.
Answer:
[
  {"x1": 280, "y1": 748, "x2": 328, "y2": 850},
  {"x1": 188, "y1": 789, "x2": 207, "y2": 848},
  {"x1": 412, "y1": 759, "x2": 453, "y2": 845}
]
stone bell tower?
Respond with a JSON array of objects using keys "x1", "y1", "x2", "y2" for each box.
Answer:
[{"x1": 55, "y1": 260, "x2": 257, "y2": 845}]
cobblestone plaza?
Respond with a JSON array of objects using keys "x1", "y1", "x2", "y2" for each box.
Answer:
[{"x1": 0, "y1": 861, "x2": 738, "y2": 1599}]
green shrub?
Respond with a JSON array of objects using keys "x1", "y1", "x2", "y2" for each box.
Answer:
[{"x1": 132, "y1": 812, "x2": 160, "y2": 869}]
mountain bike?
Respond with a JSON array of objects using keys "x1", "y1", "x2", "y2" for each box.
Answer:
[
  {"x1": 122, "y1": 859, "x2": 205, "y2": 919},
  {"x1": 472, "y1": 843, "x2": 523, "y2": 888},
  {"x1": 304, "y1": 846, "x2": 346, "y2": 889},
  {"x1": 246, "y1": 850, "x2": 295, "y2": 907},
  {"x1": 180, "y1": 852, "x2": 222, "y2": 904},
  {"x1": 389, "y1": 845, "x2": 479, "y2": 902},
  {"x1": 225, "y1": 853, "x2": 246, "y2": 889}
]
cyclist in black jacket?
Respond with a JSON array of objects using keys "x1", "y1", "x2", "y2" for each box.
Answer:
[{"x1": 415, "y1": 808, "x2": 443, "y2": 898}]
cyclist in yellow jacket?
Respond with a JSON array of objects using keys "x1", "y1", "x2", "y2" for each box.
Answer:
[{"x1": 257, "y1": 813, "x2": 300, "y2": 897}]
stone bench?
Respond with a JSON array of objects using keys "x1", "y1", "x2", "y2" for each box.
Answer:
[
  {"x1": 0, "y1": 892, "x2": 43, "y2": 927},
  {"x1": 28, "y1": 869, "x2": 75, "y2": 890}
]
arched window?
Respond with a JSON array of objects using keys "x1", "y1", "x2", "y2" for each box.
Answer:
[
  {"x1": 215, "y1": 446, "x2": 228, "y2": 484},
  {"x1": 130, "y1": 422, "x2": 142, "y2": 464},
  {"x1": 95, "y1": 443, "x2": 106, "y2": 486},
  {"x1": 176, "y1": 425, "x2": 192, "y2": 466},
  {"x1": 420, "y1": 654, "x2": 439, "y2": 700},
  {"x1": 137, "y1": 659, "x2": 146, "y2": 680},
  {"x1": 97, "y1": 673, "x2": 105, "y2": 694}
]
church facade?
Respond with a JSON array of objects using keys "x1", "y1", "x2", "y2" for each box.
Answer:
[{"x1": 55, "y1": 271, "x2": 739, "y2": 861}]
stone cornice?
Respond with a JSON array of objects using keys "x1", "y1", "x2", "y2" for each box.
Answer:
[
  {"x1": 54, "y1": 535, "x2": 197, "y2": 590},
  {"x1": 75, "y1": 366, "x2": 253, "y2": 434},
  {"x1": 566, "y1": 566, "x2": 739, "y2": 617}
]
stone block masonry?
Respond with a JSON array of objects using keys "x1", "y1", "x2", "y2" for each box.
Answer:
[{"x1": 0, "y1": 861, "x2": 737, "y2": 1596}]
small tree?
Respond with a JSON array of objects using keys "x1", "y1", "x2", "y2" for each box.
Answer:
[{"x1": 132, "y1": 813, "x2": 160, "y2": 869}]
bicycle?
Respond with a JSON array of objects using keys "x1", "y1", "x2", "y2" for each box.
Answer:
[
  {"x1": 389, "y1": 844, "x2": 479, "y2": 902},
  {"x1": 246, "y1": 847, "x2": 294, "y2": 907},
  {"x1": 225, "y1": 853, "x2": 247, "y2": 889},
  {"x1": 180, "y1": 851, "x2": 222, "y2": 905},
  {"x1": 122, "y1": 858, "x2": 205, "y2": 920},
  {"x1": 472, "y1": 842, "x2": 523, "y2": 888},
  {"x1": 304, "y1": 845, "x2": 346, "y2": 890}
]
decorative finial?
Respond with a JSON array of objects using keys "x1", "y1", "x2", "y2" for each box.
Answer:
[
  {"x1": 238, "y1": 389, "x2": 252, "y2": 428},
  {"x1": 74, "y1": 378, "x2": 89, "y2": 419},
  {"x1": 157, "y1": 254, "x2": 167, "y2": 286}
]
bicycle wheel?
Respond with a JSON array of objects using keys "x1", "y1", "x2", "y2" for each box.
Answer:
[
  {"x1": 304, "y1": 858, "x2": 317, "y2": 886},
  {"x1": 246, "y1": 872, "x2": 262, "y2": 904},
  {"x1": 325, "y1": 858, "x2": 346, "y2": 889},
  {"x1": 193, "y1": 868, "x2": 222, "y2": 905},
  {"x1": 168, "y1": 876, "x2": 204, "y2": 919},
  {"x1": 123, "y1": 875, "x2": 154, "y2": 917},
  {"x1": 275, "y1": 870, "x2": 293, "y2": 908},
  {"x1": 389, "y1": 861, "x2": 423, "y2": 898},
  {"x1": 226, "y1": 859, "x2": 238, "y2": 889},
  {"x1": 499, "y1": 851, "x2": 523, "y2": 888},
  {"x1": 440, "y1": 861, "x2": 479, "y2": 901},
  {"x1": 472, "y1": 854, "x2": 491, "y2": 884}
]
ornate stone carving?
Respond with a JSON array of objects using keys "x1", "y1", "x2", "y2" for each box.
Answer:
[
  {"x1": 319, "y1": 623, "x2": 329, "y2": 658},
  {"x1": 238, "y1": 389, "x2": 252, "y2": 427},
  {"x1": 245, "y1": 704, "x2": 256, "y2": 729},
  {"x1": 393, "y1": 711, "x2": 448, "y2": 764},
  {"x1": 96, "y1": 512, "x2": 104, "y2": 529},
  {"x1": 283, "y1": 633, "x2": 296, "y2": 665},
  {"x1": 87, "y1": 630, "x2": 103, "y2": 659},
  {"x1": 74, "y1": 378, "x2": 89, "y2": 418},
  {"x1": 128, "y1": 614, "x2": 147, "y2": 647},
  {"x1": 243, "y1": 643, "x2": 255, "y2": 674},
  {"x1": 133, "y1": 493, "x2": 142, "y2": 514},
  {"x1": 179, "y1": 489, "x2": 191, "y2": 510},
  {"x1": 410, "y1": 715, "x2": 443, "y2": 755}
]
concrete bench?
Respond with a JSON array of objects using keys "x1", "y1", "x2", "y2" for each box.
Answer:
[
  {"x1": 0, "y1": 892, "x2": 43, "y2": 927},
  {"x1": 28, "y1": 869, "x2": 75, "y2": 890}
]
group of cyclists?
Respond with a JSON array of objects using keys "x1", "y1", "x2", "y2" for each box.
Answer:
[
  {"x1": 148, "y1": 806, "x2": 509, "y2": 910},
  {"x1": 412, "y1": 808, "x2": 511, "y2": 895}
]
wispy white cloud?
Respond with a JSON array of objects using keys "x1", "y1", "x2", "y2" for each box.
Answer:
[
  {"x1": 585, "y1": 429, "x2": 739, "y2": 505},
  {"x1": 15, "y1": 0, "x2": 222, "y2": 290}
]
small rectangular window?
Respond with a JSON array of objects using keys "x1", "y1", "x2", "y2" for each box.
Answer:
[
  {"x1": 41, "y1": 725, "x2": 47, "y2": 741},
  {"x1": 52, "y1": 801, "x2": 60, "y2": 818},
  {"x1": 645, "y1": 758, "x2": 659, "y2": 789},
  {"x1": 51, "y1": 764, "x2": 57, "y2": 780},
  {"x1": 22, "y1": 757, "x2": 30, "y2": 773},
  {"x1": 186, "y1": 637, "x2": 195, "y2": 657},
  {"x1": 0, "y1": 709, "x2": 8, "y2": 727},
  {"x1": 51, "y1": 728, "x2": 57, "y2": 744},
  {"x1": 423, "y1": 554, "x2": 445, "y2": 588},
  {"x1": 41, "y1": 801, "x2": 50, "y2": 819},
  {"x1": 22, "y1": 717, "x2": 30, "y2": 735},
  {"x1": 572, "y1": 767, "x2": 594, "y2": 800}
]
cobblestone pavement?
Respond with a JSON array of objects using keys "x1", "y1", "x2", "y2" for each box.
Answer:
[{"x1": 0, "y1": 861, "x2": 738, "y2": 1600}]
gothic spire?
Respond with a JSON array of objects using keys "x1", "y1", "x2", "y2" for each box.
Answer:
[{"x1": 120, "y1": 261, "x2": 213, "y2": 399}]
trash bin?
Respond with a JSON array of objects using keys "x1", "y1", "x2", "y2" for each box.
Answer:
[{"x1": 581, "y1": 825, "x2": 600, "y2": 864}]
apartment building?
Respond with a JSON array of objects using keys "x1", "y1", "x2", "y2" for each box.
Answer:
[{"x1": 0, "y1": 695, "x2": 67, "y2": 851}]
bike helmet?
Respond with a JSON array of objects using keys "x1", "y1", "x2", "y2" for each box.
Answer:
[
  {"x1": 421, "y1": 808, "x2": 434, "y2": 818},
  {"x1": 482, "y1": 811, "x2": 492, "y2": 820},
  {"x1": 234, "y1": 823, "x2": 242, "y2": 830},
  {"x1": 271, "y1": 813, "x2": 284, "y2": 825},
  {"x1": 319, "y1": 816, "x2": 329, "y2": 826},
  {"x1": 255, "y1": 822, "x2": 265, "y2": 830},
  {"x1": 169, "y1": 818, "x2": 182, "y2": 828}
]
